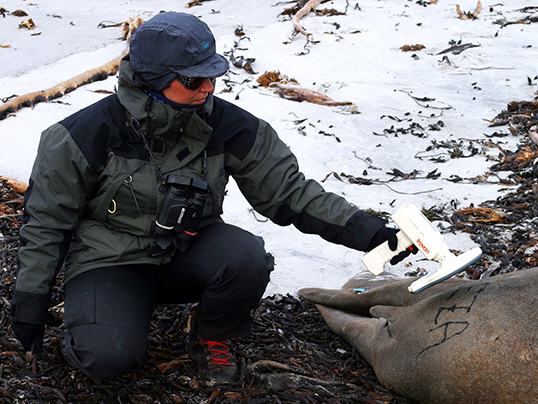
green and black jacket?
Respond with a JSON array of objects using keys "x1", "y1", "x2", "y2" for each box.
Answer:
[{"x1": 11, "y1": 58, "x2": 386, "y2": 324}]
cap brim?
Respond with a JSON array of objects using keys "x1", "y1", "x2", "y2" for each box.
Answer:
[{"x1": 172, "y1": 53, "x2": 229, "y2": 78}]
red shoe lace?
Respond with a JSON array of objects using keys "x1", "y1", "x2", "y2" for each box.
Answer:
[{"x1": 201, "y1": 339, "x2": 233, "y2": 366}]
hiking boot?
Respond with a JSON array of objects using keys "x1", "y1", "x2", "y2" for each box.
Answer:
[{"x1": 187, "y1": 331, "x2": 239, "y2": 385}]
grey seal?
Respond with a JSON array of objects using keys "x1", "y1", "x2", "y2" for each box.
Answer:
[{"x1": 298, "y1": 268, "x2": 538, "y2": 404}]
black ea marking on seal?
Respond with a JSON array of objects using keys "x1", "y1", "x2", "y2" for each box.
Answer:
[{"x1": 417, "y1": 284, "x2": 489, "y2": 357}]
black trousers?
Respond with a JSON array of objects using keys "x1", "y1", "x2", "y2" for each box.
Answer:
[{"x1": 61, "y1": 222, "x2": 274, "y2": 380}]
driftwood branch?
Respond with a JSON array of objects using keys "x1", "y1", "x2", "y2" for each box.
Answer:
[
  {"x1": 0, "y1": 56, "x2": 124, "y2": 120},
  {"x1": 0, "y1": 16, "x2": 143, "y2": 121},
  {"x1": 257, "y1": 71, "x2": 355, "y2": 108},
  {"x1": 0, "y1": 176, "x2": 29, "y2": 194},
  {"x1": 269, "y1": 82, "x2": 354, "y2": 107},
  {"x1": 456, "y1": 0, "x2": 482, "y2": 20},
  {"x1": 292, "y1": 0, "x2": 322, "y2": 38}
]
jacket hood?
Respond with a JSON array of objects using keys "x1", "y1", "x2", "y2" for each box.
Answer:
[{"x1": 117, "y1": 56, "x2": 215, "y2": 131}]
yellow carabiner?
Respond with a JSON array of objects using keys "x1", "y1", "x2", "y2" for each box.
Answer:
[{"x1": 108, "y1": 199, "x2": 117, "y2": 214}]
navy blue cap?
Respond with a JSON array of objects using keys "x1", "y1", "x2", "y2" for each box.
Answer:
[{"x1": 129, "y1": 12, "x2": 229, "y2": 92}]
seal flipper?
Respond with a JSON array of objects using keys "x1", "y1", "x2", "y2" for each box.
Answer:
[
  {"x1": 298, "y1": 288, "x2": 372, "y2": 316},
  {"x1": 315, "y1": 304, "x2": 392, "y2": 365},
  {"x1": 299, "y1": 276, "x2": 466, "y2": 316}
]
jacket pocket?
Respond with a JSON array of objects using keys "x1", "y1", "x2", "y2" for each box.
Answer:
[
  {"x1": 66, "y1": 220, "x2": 157, "y2": 275},
  {"x1": 87, "y1": 157, "x2": 159, "y2": 235},
  {"x1": 105, "y1": 165, "x2": 160, "y2": 235}
]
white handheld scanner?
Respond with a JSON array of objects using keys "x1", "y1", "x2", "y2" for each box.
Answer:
[{"x1": 361, "y1": 204, "x2": 482, "y2": 293}]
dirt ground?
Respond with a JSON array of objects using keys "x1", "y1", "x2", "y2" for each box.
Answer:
[{"x1": 0, "y1": 99, "x2": 537, "y2": 403}]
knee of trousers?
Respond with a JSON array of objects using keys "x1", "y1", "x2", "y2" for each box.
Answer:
[
  {"x1": 62, "y1": 324, "x2": 148, "y2": 380},
  {"x1": 215, "y1": 236, "x2": 274, "y2": 297}
]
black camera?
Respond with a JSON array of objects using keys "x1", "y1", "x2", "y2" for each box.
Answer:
[{"x1": 152, "y1": 175, "x2": 209, "y2": 253}]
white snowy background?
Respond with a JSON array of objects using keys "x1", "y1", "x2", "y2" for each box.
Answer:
[{"x1": 1, "y1": 0, "x2": 537, "y2": 296}]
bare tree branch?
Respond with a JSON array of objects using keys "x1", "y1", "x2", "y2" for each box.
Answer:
[
  {"x1": 0, "y1": 16, "x2": 143, "y2": 120},
  {"x1": 292, "y1": 0, "x2": 322, "y2": 38}
]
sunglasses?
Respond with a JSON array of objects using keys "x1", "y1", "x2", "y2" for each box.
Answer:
[{"x1": 176, "y1": 74, "x2": 208, "y2": 91}]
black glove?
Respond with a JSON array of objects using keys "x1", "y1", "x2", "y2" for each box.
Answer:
[
  {"x1": 367, "y1": 227, "x2": 418, "y2": 265},
  {"x1": 389, "y1": 245, "x2": 418, "y2": 265},
  {"x1": 11, "y1": 321, "x2": 44, "y2": 353},
  {"x1": 367, "y1": 227, "x2": 399, "y2": 251}
]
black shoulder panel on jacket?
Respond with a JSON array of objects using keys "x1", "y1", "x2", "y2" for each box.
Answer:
[
  {"x1": 206, "y1": 97, "x2": 259, "y2": 161},
  {"x1": 59, "y1": 95, "x2": 147, "y2": 170}
]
